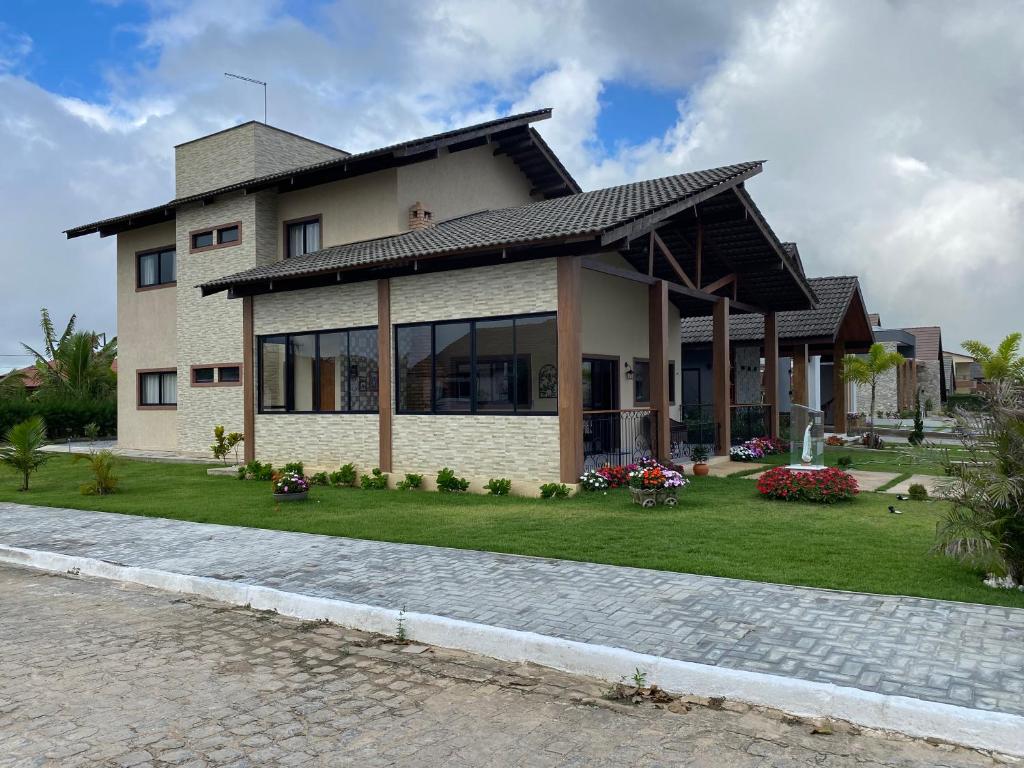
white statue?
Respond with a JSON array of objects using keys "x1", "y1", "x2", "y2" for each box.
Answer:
[{"x1": 801, "y1": 422, "x2": 813, "y2": 465}]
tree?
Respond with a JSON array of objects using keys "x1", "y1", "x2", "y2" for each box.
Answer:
[
  {"x1": 0, "y1": 416, "x2": 50, "y2": 491},
  {"x1": 20, "y1": 308, "x2": 117, "y2": 399},
  {"x1": 936, "y1": 380, "x2": 1024, "y2": 585},
  {"x1": 962, "y1": 332, "x2": 1024, "y2": 384},
  {"x1": 842, "y1": 343, "x2": 905, "y2": 447}
]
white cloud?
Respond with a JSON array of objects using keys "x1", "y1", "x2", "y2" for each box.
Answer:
[{"x1": 0, "y1": 24, "x2": 32, "y2": 73}]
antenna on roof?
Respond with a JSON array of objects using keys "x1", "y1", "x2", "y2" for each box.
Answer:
[{"x1": 224, "y1": 72, "x2": 267, "y2": 124}]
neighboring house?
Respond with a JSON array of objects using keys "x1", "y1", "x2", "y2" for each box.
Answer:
[
  {"x1": 943, "y1": 350, "x2": 984, "y2": 394},
  {"x1": 681, "y1": 271, "x2": 874, "y2": 436},
  {"x1": 861, "y1": 316, "x2": 947, "y2": 414},
  {"x1": 66, "y1": 109, "x2": 814, "y2": 485},
  {"x1": 0, "y1": 364, "x2": 44, "y2": 392}
]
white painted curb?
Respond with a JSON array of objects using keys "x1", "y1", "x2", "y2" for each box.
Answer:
[{"x1": 2, "y1": 543, "x2": 1020, "y2": 758}]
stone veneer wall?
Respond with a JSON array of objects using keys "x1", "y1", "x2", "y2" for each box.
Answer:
[
  {"x1": 733, "y1": 346, "x2": 762, "y2": 404},
  {"x1": 854, "y1": 341, "x2": 899, "y2": 415},
  {"x1": 917, "y1": 360, "x2": 942, "y2": 409},
  {"x1": 390, "y1": 260, "x2": 561, "y2": 483}
]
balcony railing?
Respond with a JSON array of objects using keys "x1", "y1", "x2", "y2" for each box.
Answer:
[{"x1": 583, "y1": 408, "x2": 657, "y2": 471}]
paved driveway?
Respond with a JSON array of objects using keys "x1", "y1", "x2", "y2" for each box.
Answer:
[{"x1": 0, "y1": 564, "x2": 1000, "y2": 767}]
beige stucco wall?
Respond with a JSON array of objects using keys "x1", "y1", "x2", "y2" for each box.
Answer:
[
  {"x1": 396, "y1": 145, "x2": 537, "y2": 225},
  {"x1": 581, "y1": 253, "x2": 681, "y2": 417},
  {"x1": 115, "y1": 221, "x2": 178, "y2": 451}
]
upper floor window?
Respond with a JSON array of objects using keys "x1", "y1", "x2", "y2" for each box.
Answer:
[
  {"x1": 137, "y1": 246, "x2": 176, "y2": 289},
  {"x1": 395, "y1": 313, "x2": 557, "y2": 415},
  {"x1": 286, "y1": 216, "x2": 321, "y2": 258},
  {"x1": 191, "y1": 365, "x2": 241, "y2": 387},
  {"x1": 190, "y1": 222, "x2": 242, "y2": 253},
  {"x1": 138, "y1": 370, "x2": 177, "y2": 407}
]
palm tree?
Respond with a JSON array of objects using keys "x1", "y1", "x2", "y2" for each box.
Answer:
[
  {"x1": 21, "y1": 308, "x2": 117, "y2": 398},
  {"x1": 0, "y1": 416, "x2": 50, "y2": 491},
  {"x1": 842, "y1": 343, "x2": 906, "y2": 447},
  {"x1": 962, "y1": 332, "x2": 1024, "y2": 384}
]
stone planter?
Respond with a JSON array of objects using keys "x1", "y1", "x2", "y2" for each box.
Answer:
[
  {"x1": 273, "y1": 491, "x2": 308, "y2": 502},
  {"x1": 630, "y1": 487, "x2": 679, "y2": 508}
]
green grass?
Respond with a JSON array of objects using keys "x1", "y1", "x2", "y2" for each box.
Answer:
[{"x1": 2, "y1": 454, "x2": 1021, "y2": 609}]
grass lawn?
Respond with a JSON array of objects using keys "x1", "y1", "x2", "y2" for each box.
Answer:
[
  {"x1": 2, "y1": 454, "x2": 1021, "y2": 610},
  {"x1": 731, "y1": 444, "x2": 966, "y2": 478}
]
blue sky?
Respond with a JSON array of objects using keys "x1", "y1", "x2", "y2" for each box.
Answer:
[{"x1": 1, "y1": 0, "x2": 1023, "y2": 369}]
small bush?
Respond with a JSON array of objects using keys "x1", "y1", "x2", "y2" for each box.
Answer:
[
  {"x1": 908, "y1": 483, "x2": 928, "y2": 501},
  {"x1": 74, "y1": 449, "x2": 118, "y2": 495},
  {"x1": 578, "y1": 469, "x2": 609, "y2": 492},
  {"x1": 330, "y1": 463, "x2": 358, "y2": 487},
  {"x1": 210, "y1": 425, "x2": 244, "y2": 464},
  {"x1": 282, "y1": 461, "x2": 305, "y2": 477},
  {"x1": 309, "y1": 471, "x2": 330, "y2": 486},
  {"x1": 396, "y1": 473, "x2": 423, "y2": 490},
  {"x1": 238, "y1": 460, "x2": 274, "y2": 481},
  {"x1": 436, "y1": 467, "x2": 469, "y2": 493},
  {"x1": 84, "y1": 422, "x2": 100, "y2": 441},
  {"x1": 360, "y1": 468, "x2": 389, "y2": 490},
  {"x1": 690, "y1": 444, "x2": 710, "y2": 464},
  {"x1": 484, "y1": 477, "x2": 512, "y2": 496},
  {"x1": 836, "y1": 455, "x2": 853, "y2": 470},
  {"x1": 539, "y1": 482, "x2": 571, "y2": 499}
]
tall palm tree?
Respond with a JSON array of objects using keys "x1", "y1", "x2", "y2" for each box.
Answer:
[
  {"x1": 962, "y1": 332, "x2": 1024, "y2": 384},
  {"x1": 842, "y1": 343, "x2": 906, "y2": 446},
  {"x1": 20, "y1": 308, "x2": 117, "y2": 398}
]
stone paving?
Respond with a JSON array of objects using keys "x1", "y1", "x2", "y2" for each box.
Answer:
[
  {"x1": 0, "y1": 564, "x2": 1003, "y2": 767},
  {"x1": 2, "y1": 503, "x2": 1024, "y2": 721}
]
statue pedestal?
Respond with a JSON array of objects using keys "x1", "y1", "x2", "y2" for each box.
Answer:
[{"x1": 783, "y1": 464, "x2": 828, "y2": 472}]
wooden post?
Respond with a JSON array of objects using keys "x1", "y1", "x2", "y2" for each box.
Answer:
[
  {"x1": 649, "y1": 280, "x2": 670, "y2": 461},
  {"x1": 377, "y1": 279, "x2": 392, "y2": 472},
  {"x1": 712, "y1": 297, "x2": 731, "y2": 455},
  {"x1": 763, "y1": 312, "x2": 779, "y2": 439},
  {"x1": 242, "y1": 295, "x2": 255, "y2": 463},
  {"x1": 791, "y1": 343, "x2": 808, "y2": 406},
  {"x1": 557, "y1": 256, "x2": 583, "y2": 483},
  {"x1": 833, "y1": 340, "x2": 847, "y2": 434}
]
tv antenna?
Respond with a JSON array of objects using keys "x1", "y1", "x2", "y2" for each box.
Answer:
[{"x1": 224, "y1": 72, "x2": 267, "y2": 123}]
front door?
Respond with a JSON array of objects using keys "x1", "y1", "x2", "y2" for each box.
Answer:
[{"x1": 583, "y1": 357, "x2": 619, "y2": 463}]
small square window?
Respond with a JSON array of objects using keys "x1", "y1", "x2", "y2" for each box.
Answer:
[
  {"x1": 217, "y1": 226, "x2": 239, "y2": 244},
  {"x1": 192, "y1": 231, "x2": 213, "y2": 249},
  {"x1": 218, "y1": 366, "x2": 240, "y2": 383},
  {"x1": 192, "y1": 367, "x2": 215, "y2": 384}
]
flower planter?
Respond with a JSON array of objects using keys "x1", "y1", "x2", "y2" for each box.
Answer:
[
  {"x1": 630, "y1": 487, "x2": 679, "y2": 508},
  {"x1": 693, "y1": 463, "x2": 710, "y2": 477},
  {"x1": 273, "y1": 491, "x2": 308, "y2": 502}
]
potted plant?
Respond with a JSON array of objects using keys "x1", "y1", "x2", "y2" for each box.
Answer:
[
  {"x1": 690, "y1": 444, "x2": 710, "y2": 476},
  {"x1": 272, "y1": 472, "x2": 309, "y2": 502}
]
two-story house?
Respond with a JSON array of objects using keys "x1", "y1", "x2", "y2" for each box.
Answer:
[{"x1": 67, "y1": 108, "x2": 815, "y2": 489}]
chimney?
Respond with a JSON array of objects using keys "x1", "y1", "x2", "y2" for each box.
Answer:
[{"x1": 408, "y1": 201, "x2": 434, "y2": 231}]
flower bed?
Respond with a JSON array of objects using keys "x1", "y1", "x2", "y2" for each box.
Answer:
[
  {"x1": 730, "y1": 436, "x2": 787, "y2": 462},
  {"x1": 756, "y1": 466, "x2": 858, "y2": 504},
  {"x1": 272, "y1": 472, "x2": 309, "y2": 501}
]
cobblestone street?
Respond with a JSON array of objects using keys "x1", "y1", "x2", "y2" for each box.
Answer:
[{"x1": 0, "y1": 565, "x2": 1005, "y2": 767}]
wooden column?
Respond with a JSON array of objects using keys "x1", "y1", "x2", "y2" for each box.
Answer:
[
  {"x1": 242, "y1": 295, "x2": 255, "y2": 463},
  {"x1": 557, "y1": 256, "x2": 583, "y2": 483},
  {"x1": 377, "y1": 279, "x2": 393, "y2": 472},
  {"x1": 712, "y1": 297, "x2": 731, "y2": 455},
  {"x1": 791, "y1": 343, "x2": 809, "y2": 406},
  {"x1": 649, "y1": 280, "x2": 670, "y2": 462},
  {"x1": 833, "y1": 340, "x2": 847, "y2": 434},
  {"x1": 763, "y1": 312, "x2": 779, "y2": 439}
]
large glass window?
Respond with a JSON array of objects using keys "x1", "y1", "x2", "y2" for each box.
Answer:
[
  {"x1": 395, "y1": 313, "x2": 557, "y2": 415},
  {"x1": 139, "y1": 370, "x2": 176, "y2": 406},
  {"x1": 137, "y1": 247, "x2": 175, "y2": 288},
  {"x1": 286, "y1": 217, "x2": 321, "y2": 258},
  {"x1": 258, "y1": 328, "x2": 378, "y2": 413}
]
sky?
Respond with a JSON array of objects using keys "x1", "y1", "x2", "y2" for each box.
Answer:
[{"x1": 1, "y1": 0, "x2": 1023, "y2": 372}]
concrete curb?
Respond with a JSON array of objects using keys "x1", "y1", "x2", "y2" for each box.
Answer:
[{"x1": 2, "y1": 543, "x2": 1021, "y2": 758}]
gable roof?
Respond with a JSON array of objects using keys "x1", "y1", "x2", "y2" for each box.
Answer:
[
  {"x1": 201, "y1": 161, "x2": 766, "y2": 295},
  {"x1": 902, "y1": 326, "x2": 943, "y2": 360},
  {"x1": 66, "y1": 109, "x2": 575, "y2": 239},
  {"x1": 680, "y1": 275, "x2": 868, "y2": 346}
]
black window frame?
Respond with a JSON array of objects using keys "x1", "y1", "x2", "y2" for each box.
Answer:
[
  {"x1": 138, "y1": 370, "x2": 177, "y2": 406},
  {"x1": 218, "y1": 365, "x2": 240, "y2": 383},
  {"x1": 192, "y1": 367, "x2": 215, "y2": 385},
  {"x1": 136, "y1": 246, "x2": 176, "y2": 289},
  {"x1": 257, "y1": 325, "x2": 379, "y2": 415},
  {"x1": 394, "y1": 312, "x2": 558, "y2": 416}
]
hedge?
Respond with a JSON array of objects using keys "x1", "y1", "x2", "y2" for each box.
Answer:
[
  {"x1": 0, "y1": 396, "x2": 116, "y2": 439},
  {"x1": 945, "y1": 393, "x2": 987, "y2": 413}
]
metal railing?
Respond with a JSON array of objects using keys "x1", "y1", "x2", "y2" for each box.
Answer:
[
  {"x1": 671, "y1": 404, "x2": 715, "y2": 459},
  {"x1": 582, "y1": 408, "x2": 656, "y2": 470}
]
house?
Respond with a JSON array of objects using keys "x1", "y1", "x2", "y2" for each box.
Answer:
[
  {"x1": 0, "y1": 365, "x2": 44, "y2": 392},
  {"x1": 943, "y1": 350, "x2": 984, "y2": 395},
  {"x1": 865, "y1": 316, "x2": 947, "y2": 414},
  {"x1": 66, "y1": 109, "x2": 814, "y2": 486},
  {"x1": 680, "y1": 269, "x2": 875, "y2": 437}
]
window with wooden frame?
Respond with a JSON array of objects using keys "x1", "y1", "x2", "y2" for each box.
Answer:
[
  {"x1": 136, "y1": 246, "x2": 176, "y2": 290},
  {"x1": 138, "y1": 369, "x2": 177, "y2": 408},
  {"x1": 189, "y1": 222, "x2": 242, "y2": 253},
  {"x1": 284, "y1": 215, "x2": 321, "y2": 258},
  {"x1": 190, "y1": 364, "x2": 242, "y2": 387}
]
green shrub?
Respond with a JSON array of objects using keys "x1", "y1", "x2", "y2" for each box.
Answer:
[
  {"x1": 210, "y1": 425, "x2": 244, "y2": 464},
  {"x1": 309, "y1": 471, "x2": 330, "y2": 486},
  {"x1": 396, "y1": 473, "x2": 423, "y2": 490},
  {"x1": 74, "y1": 450, "x2": 118, "y2": 495},
  {"x1": 0, "y1": 416, "x2": 50, "y2": 491},
  {"x1": 330, "y1": 463, "x2": 358, "y2": 487},
  {"x1": 0, "y1": 394, "x2": 116, "y2": 439},
  {"x1": 282, "y1": 461, "x2": 305, "y2": 477},
  {"x1": 238, "y1": 460, "x2": 273, "y2": 481},
  {"x1": 539, "y1": 482, "x2": 571, "y2": 499},
  {"x1": 836, "y1": 455, "x2": 853, "y2": 470},
  {"x1": 908, "y1": 483, "x2": 928, "y2": 501},
  {"x1": 436, "y1": 467, "x2": 469, "y2": 493},
  {"x1": 945, "y1": 393, "x2": 987, "y2": 413},
  {"x1": 484, "y1": 477, "x2": 512, "y2": 496},
  {"x1": 360, "y1": 468, "x2": 389, "y2": 490},
  {"x1": 84, "y1": 422, "x2": 100, "y2": 441}
]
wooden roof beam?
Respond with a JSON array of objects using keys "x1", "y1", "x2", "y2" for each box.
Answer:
[{"x1": 651, "y1": 231, "x2": 696, "y2": 289}]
